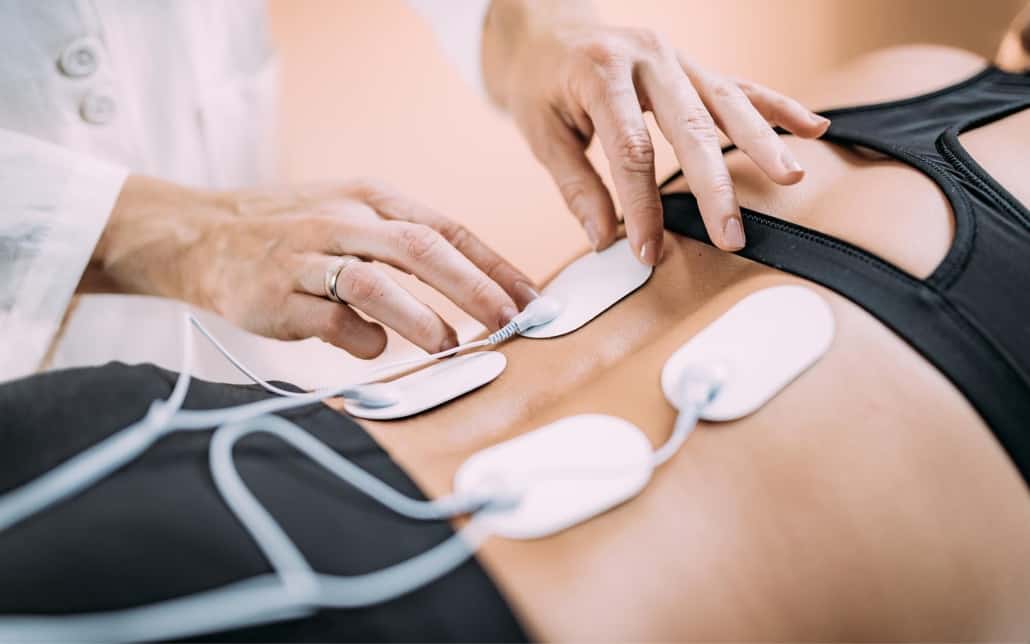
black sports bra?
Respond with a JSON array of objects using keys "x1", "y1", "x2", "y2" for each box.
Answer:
[{"x1": 660, "y1": 66, "x2": 1030, "y2": 486}]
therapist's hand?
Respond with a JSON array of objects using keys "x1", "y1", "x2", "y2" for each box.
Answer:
[
  {"x1": 91, "y1": 175, "x2": 537, "y2": 358},
  {"x1": 482, "y1": 0, "x2": 830, "y2": 263}
]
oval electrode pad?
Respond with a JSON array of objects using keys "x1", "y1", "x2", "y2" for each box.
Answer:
[
  {"x1": 345, "y1": 351, "x2": 506, "y2": 420},
  {"x1": 454, "y1": 414, "x2": 653, "y2": 539},
  {"x1": 521, "y1": 238, "x2": 653, "y2": 338},
  {"x1": 661, "y1": 285, "x2": 834, "y2": 421}
]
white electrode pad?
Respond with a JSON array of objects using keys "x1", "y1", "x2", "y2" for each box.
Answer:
[
  {"x1": 345, "y1": 351, "x2": 507, "y2": 420},
  {"x1": 521, "y1": 238, "x2": 653, "y2": 338},
  {"x1": 453, "y1": 414, "x2": 653, "y2": 539},
  {"x1": 661, "y1": 285, "x2": 834, "y2": 421}
]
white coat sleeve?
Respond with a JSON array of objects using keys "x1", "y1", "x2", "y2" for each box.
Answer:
[
  {"x1": 406, "y1": 0, "x2": 493, "y2": 95},
  {"x1": 0, "y1": 129, "x2": 127, "y2": 382}
]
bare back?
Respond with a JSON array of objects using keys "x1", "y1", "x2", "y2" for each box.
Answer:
[{"x1": 343, "y1": 46, "x2": 1030, "y2": 640}]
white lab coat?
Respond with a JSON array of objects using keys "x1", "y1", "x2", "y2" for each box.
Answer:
[{"x1": 0, "y1": 0, "x2": 490, "y2": 383}]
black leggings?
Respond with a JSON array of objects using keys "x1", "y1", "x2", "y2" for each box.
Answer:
[{"x1": 0, "y1": 363, "x2": 526, "y2": 642}]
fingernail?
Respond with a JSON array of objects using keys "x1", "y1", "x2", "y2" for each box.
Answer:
[
  {"x1": 781, "y1": 149, "x2": 803, "y2": 174},
  {"x1": 499, "y1": 305, "x2": 519, "y2": 329},
  {"x1": 722, "y1": 217, "x2": 745, "y2": 251},
  {"x1": 585, "y1": 220, "x2": 600, "y2": 250},
  {"x1": 811, "y1": 113, "x2": 830, "y2": 127},
  {"x1": 512, "y1": 280, "x2": 539, "y2": 308},
  {"x1": 639, "y1": 240, "x2": 660, "y2": 266}
]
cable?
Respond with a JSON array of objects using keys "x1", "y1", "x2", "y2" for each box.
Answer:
[
  {"x1": 0, "y1": 411, "x2": 495, "y2": 642},
  {"x1": 651, "y1": 402, "x2": 701, "y2": 467},
  {"x1": 0, "y1": 320, "x2": 502, "y2": 642},
  {"x1": 189, "y1": 314, "x2": 399, "y2": 407},
  {"x1": 0, "y1": 576, "x2": 308, "y2": 643},
  {"x1": 0, "y1": 315, "x2": 197, "y2": 533},
  {"x1": 0, "y1": 295, "x2": 728, "y2": 643},
  {"x1": 0, "y1": 523, "x2": 490, "y2": 644},
  {"x1": 0, "y1": 298, "x2": 560, "y2": 534},
  {"x1": 651, "y1": 364, "x2": 725, "y2": 467},
  {"x1": 187, "y1": 295, "x2": 561, "y2": 407},
  {"x1": 0, "y1": 300, "x2": 560, "y2": 638},
  {"x1": 208, "y1": 414, "x2": 497, "y2": 608},
  {"x1": 212, "y1": 415, "x2": 499, "y2": 524},
  {"x1": 207, "y1": 414, "x2": 498, "y2": 601}
]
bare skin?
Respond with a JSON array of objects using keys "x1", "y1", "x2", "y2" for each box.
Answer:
[{"x1": 332, "y1": 45, "x2": 1030, "y2": 639}]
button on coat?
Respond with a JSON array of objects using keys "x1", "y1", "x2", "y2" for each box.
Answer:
[
  {"x1": 79, "y1": 91, "x2": 116, "y2": 124},
  {"x1": 58, "y1": 36, "x2": 101, "y2": 78}
]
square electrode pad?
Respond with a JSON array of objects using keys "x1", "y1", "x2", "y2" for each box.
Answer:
[
  {"x1": 661, "y1": 285, "x2": 835, "y2": 421},
  {"x1": 454, "y1": 414, "x2": 654, "y2": 539},
  {"x1": 521, "y1": 238, "x2": 653, "y2": 338},
  {"x1": 345, "y1": 351, "x2": 507, "y2": 420}
]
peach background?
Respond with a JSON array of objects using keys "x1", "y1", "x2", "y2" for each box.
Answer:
[
  {"x1": 268, "y1": 0, "x2": 1022, "y2": 289},
  {"x1": 48, "y1": 0, "x2": 1026, "y2": 387}
]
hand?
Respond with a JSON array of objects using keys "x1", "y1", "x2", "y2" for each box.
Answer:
[
  {"x1": 483, "y1": 0, "x2": 830, "y2": 262},
  {"x1": 91, "y1": 175, "x2": 537, "y2": 358}
]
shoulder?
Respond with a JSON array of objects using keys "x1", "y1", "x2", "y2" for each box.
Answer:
[{"x1": 798, "y1": 45, "x2": 988, "y2": 112}]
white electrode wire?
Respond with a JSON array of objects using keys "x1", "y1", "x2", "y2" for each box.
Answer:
[
  {"x1": 0, "y1": 576, "x2": 308, "y2": 643},
  {"x1": 0, "y1": 511, "x2": 487, "y2": 644},
  {"x1": 0, "y1": 312, "x2": 505, "y2": 642},
  {"x1": 159, "y1": 318, "x2": 194, "y2": 420},
  {"x1": 209, "y1": 414, "x2": 494, "y2": 607},
  {"x1": 0, "y1": 299, "x2": 578, "y2": 641},
  {"x1": 169, "y1": 320, "x2": 508, "y2": 430},
  {"x1": 651, "y1": 401, "x2": 702, "y2": 467},
  {"x1": 0, "y1": 415, "x2": 494, "y2": 643},
  {"x1": 314, "y1": 520, "x2": 490, "y2": 608},
  {"x1": 369, "y1": 338, "x2": 491, "y2": 374},
  {"x1": 1, "y1": 296, "x2": 557, "y2": 533},
  {"x1": 207, "y1": 414, "x2": 495, "y2": 602},
  {"x1": 0, "y1": 315, "x2": 197, "y2": 533},
  {"x1": 212, "y1": 415, "x2": 493, "y2": 523},
  {"x1": 0, "y1": 413, "x2": 495, "y2": 642},
  {"x1": 652, "y1": 366, "x2": 723, "y2": 467},
  {"x1": 188, "y1": 315, "x2": 301, "y2": 398},
  {"x1": 490, "y1": 371, "x2": 717, "y2": 480},
  {"x1": 0, "y1": 313, "x2": 497, "y2": 533},
  {"x1": 188, "y1": 313, "x2": 491, "y2": 400}
]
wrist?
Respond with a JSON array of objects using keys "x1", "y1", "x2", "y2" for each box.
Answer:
[
  {"x1": 482, "y1": 0, "x2": 596, "y2": 108},
  {"x1": 92, "y1": 174, "x2": 229, "y2": 302}
]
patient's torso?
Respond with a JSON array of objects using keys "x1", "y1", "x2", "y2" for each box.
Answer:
[{"x1": 354, "y1": 47, "x2": 1030, "y2": 640}]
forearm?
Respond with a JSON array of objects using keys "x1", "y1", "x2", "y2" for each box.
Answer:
[{"x1": 481, "y1": 0, "x2": 595, "y2": 108}]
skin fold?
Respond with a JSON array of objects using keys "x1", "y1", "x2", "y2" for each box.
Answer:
[{"x1": 331, "y1": 45, "x2": 1030, "y2": 640}]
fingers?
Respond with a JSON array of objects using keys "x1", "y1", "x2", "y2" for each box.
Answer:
[
  {"x1": 691, "y1": 71, "x2": 806, "y2": 186},
  {"x1": 296, "y1": 254, "x2": 458, "y2": 354},
  {"x1": 637, "y1": 60, "x2": 743, "y2": 251},
  {"x1": 325, "y1": 221, "x2": 519, "y2": 330},
  {"x1": 522, "y1": 109, "x2": 619, "y2": 252},
  {"x1": 279, "y1": 292, "x2": 388, "y2": 359},
  {"x1": 343, "y1": 181, "x2": 539, "y2": 313},
  {"x1": 585, "y1": 75, "x2": 664, "y2": 264},
  {"x1": 735, "y1": 79, "x2": 830, "y2": 139},
  {"x1": 430, "y1": 218, "x2": 539, "y2": 310}
]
